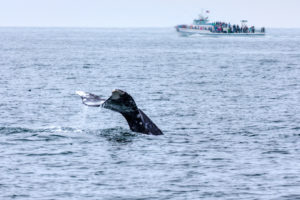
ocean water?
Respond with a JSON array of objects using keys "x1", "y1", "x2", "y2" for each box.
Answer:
[{"x1": 0, "y1": 27, "x2": 300, "y2": 200}]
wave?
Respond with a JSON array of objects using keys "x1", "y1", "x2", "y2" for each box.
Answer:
[
  {"x1": 0, "y1": 126, "x2": 82, "y2": 135},
  {"x1": 0, "y1": 126, "x2": 138, "y2": 143}
]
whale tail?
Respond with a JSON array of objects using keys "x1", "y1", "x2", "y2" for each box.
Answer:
[
  {"x1": 76, "y1": 91, "x2": 106, "y2": 107},
  {"x1": 137, "y1": 109, "x2": 163, "y2": 135},
  {"x1": 76, "y1": 89, "x2": 163, "y2": 135}
]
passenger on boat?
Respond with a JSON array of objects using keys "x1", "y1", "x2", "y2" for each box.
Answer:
[{"x1": 236, "y1": 25, "x2": 240, "y2": 33}]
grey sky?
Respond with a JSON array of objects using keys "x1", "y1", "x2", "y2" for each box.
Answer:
[{"x1": 0, "y1": 0, "x2": 299, "y2": 28}]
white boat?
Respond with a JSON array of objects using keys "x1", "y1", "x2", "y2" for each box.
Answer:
[{"x1": 175, "y1": 12, "x2": 265, "y2": 36}]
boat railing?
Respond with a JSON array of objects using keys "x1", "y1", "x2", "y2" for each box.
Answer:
[{"x1": 176, "y1": 24, "x2": 266, "y2": 34}]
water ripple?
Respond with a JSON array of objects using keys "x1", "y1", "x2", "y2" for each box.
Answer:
[{"x1": 1, "y1": 28, "x2": 300, "y2": 200}]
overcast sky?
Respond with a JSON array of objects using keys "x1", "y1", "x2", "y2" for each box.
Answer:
[{"x1": 0, "y1": 0, "x2": 299, "y2": 28}]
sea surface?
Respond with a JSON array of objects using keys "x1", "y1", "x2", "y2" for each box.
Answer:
[{"x1": 0, "y1": 28, "x2": 300, "y2": 200}]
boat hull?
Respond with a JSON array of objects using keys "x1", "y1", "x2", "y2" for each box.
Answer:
[{"x1": 176, "y1": 28, "x2": 265, "y2": 36}]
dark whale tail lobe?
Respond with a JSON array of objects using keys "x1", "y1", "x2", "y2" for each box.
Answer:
[
  {"x1": 76, "y1": 89, "x2": 163, "y2": 135},
  {"x1": 137, "y1": 109, "x2": 163, "y2": 135}
]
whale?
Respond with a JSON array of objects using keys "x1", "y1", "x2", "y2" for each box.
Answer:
[{"x1": 76, "y1": 89, "x2": 163, "y2": 135}]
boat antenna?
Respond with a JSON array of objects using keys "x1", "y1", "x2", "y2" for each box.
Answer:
[{"x1": 199, "y1": 9, "x2": 209, "y2": 20}]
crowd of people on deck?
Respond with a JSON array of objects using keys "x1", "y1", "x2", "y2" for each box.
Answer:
[
  {"x1": 211, "y1": 21, "x2": 256, "y2": 33},
  {"x1": 184, "y1": 22, "x2": 265, "y2": 33}
]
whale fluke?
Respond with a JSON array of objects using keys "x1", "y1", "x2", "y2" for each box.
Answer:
[
  {"x1": 76, "y1": 91, "x2": 106, "y2": 107},
  {"x1": 76, "y1": 89, "x2": 163, "y2": 135}
]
